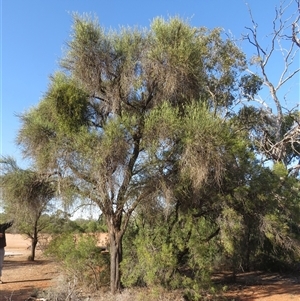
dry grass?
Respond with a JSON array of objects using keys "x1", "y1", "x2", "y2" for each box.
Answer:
[{"x1": 38, "y1": 275, "x2": 189, "y2": 301}]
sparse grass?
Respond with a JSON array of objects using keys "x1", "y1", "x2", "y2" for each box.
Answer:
[
  {"x1": 37, "y1": 275, "x2": 188, "y2": 301},
  {"x1": 36, "y1": 275, "x2": 231, "y2": 301}
]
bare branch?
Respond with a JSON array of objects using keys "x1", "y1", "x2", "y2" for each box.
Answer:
[{"x1": 244, "y1": 0, "x2": 300, "y2": 163}]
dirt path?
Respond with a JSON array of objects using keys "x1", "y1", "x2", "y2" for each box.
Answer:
[
  {"x1": 1, "y1": 234, "x2": 300, "y2": 301},
  {"x1": 0, "y1": 234, "x2": 59, "y2": 301}
]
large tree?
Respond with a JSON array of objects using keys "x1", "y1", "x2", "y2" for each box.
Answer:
[
  {"x1": 17, "y1": 16, "x2": 247, "y2": 293},
  {"x1": 0, "y1": 157, "x2": 55, "y2": 260},
  {"x1": 240, "y1": 0, "x2": 300, "y2": 168}
]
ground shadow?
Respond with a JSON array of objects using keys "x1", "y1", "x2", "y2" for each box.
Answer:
[
  {"x1": 4, "y1": 259, "x2": 53, "y2": 271},
  {"x1": 4, "y1": 278, "x2": 52, "y2": 284},
  {"x1": 214, "y1": 271, "x2": 300, "y2": 300},
  {"x1": 0, "y1": 288, "x2": 37, "y2": 301}
]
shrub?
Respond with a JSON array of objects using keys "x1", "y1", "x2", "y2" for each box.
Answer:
[{"x1": 45, "y1": 233, "x2": 110, "y2": 291}]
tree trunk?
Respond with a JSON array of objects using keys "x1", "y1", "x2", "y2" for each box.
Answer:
[
  {"x1": 243, "y1": 229, "x2": 251, "y2": 272},
  {"x1": 109, "y1": 230, "x2": 123, "y2": 294},
  {"x1": 29, "y1": 224, "x2": 38, "y2": 261}
]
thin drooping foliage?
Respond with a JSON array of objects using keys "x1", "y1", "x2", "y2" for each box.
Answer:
[
  {"x1": 0, "y1": 156, "x2": 55, "y2": 260},
  {"x1": 17, "y1": 16, "x2": 247, "y2": 293}
]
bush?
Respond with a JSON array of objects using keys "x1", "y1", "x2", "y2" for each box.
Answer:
[
  {"x1": 45, "y1": 233, "x2": 110, "y2": 291},
  {"x1": 121, "y1": 213, "x2": 218, "y2": 297}
]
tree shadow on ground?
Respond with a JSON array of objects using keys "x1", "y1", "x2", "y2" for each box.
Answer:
[
  {"x1": 4, "y1": 259, "x2": 53, "y2": 271},
  {"x1": 0, "y1": 287, "x2": 38, "y2": 301},
  {"x1": 214, "y1": 271, "x2": 300, "y2": 300}
]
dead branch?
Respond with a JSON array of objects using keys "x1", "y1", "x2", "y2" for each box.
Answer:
[{"x1": 244, "y1": 0, "x2": 300, "y2": 164}]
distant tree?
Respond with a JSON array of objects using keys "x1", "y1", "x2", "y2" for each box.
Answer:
[
  {"x1": 41, "y1": 209, "x2": 86, "y2": 235},
  {"x1": 0, "y1": 156, "x2": 55, "y2": 260},
  {"x1": 16, "y1": 16, "x2": 247, "y2": 293}
]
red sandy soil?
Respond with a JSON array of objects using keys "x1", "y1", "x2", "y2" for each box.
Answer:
[
  {"x1": 0, "y1": 234, "x2": 300, "y2": 301},
  {"x1": 219, "y1": 271, "x2": 300, "y2": 300},
  {"x1": 0, "y1": 234, "x2": 59, "y2": 301}
]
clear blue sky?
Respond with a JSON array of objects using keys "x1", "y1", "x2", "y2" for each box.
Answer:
[{"x1": 1, "y1": 0, "x2": 299, "y2": 167}]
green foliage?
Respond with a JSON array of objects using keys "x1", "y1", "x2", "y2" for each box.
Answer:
[
  {"x1": 150, "y1": 16, "x2": 206, "y2": 68},
  {"x1": 0, "y1": 157, "x2": 55, "y2": 244},
  {"x1": 122, "y1": 211, "x2": 218, "y2": 295},
  {"x1": 143, "y1": 102, "x2": 180, "y2": 144},
  {"x1": 43, "y1": 216, "x2": 84, "y2": 235},
  {"x1": 240, "y1": 74, "x2": 263, "y2": 100},
  {"x1": 216, "y1": 152, "x2": 300, "y2": 273},
  {"x1": 0, "y1": 157, "x2": 54, "y2": 207},
  {"x1": 180, "y1": 102, "x2": 230, "y2": 187},
  {"x1": 46, "y1": 233, "x2": 110, "y2": 290},
  {"x1": 47, "y1": 73, "x2": 90, "y2": 133},
  {"x1": 218, "y1": 207, "x2": 244, "y2": 256}
]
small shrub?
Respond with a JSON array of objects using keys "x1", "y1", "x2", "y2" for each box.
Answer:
[
  {"x1": 45, "y1": 233, "x2": 110, "y2": 291},
  {"x1": 38, "y1": 275, "x2": 85, "y2": 301}
]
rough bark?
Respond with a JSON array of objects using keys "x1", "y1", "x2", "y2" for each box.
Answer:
[{"x1": 109, "y1": 228, "x2": 123, "y2": 293}]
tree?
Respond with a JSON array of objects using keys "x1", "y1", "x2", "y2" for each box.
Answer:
[
  {"x1": 226, "y1": 2, "x2": 300, "y2": 272},
  {"x1": 217, "y1": 150, "x2": 300, "y2": 273},
  {"x1": 17, "y1": 16, "x2": 248, "y2": 293},
  {"x1": 240, "y1": 0, "x2": 300, "y2": 168},
  {"x1": 0, "y1": 156, "x2": 55, "y2": 260}
]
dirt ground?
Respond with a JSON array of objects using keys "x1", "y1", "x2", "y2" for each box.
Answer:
[
  {"x1": 219, "y1": 271, "x2": 300, "y2": 300},
  {"x1": 0, "y1": 234, "x2": 300, "y2": 301},
  {"x1": 0, "y1": 234, "x2": 59, "y2": 301}
]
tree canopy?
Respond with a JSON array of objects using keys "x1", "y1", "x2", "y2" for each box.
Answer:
[
  {"x1": 16, "y1": 15, "x2": 251, "y2": 293},
  {"x1": 0, "y1": 156, "x2": 56, "y2": 260}
]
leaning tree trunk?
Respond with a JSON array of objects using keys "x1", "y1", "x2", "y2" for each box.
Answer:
[{"x1": 109, "y1": 228, "x2": 123, "y2": 294}]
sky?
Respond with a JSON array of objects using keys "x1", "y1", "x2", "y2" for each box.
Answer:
[{"x1": 1, "y1": 0, "x2": 299, "y2": 166}]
